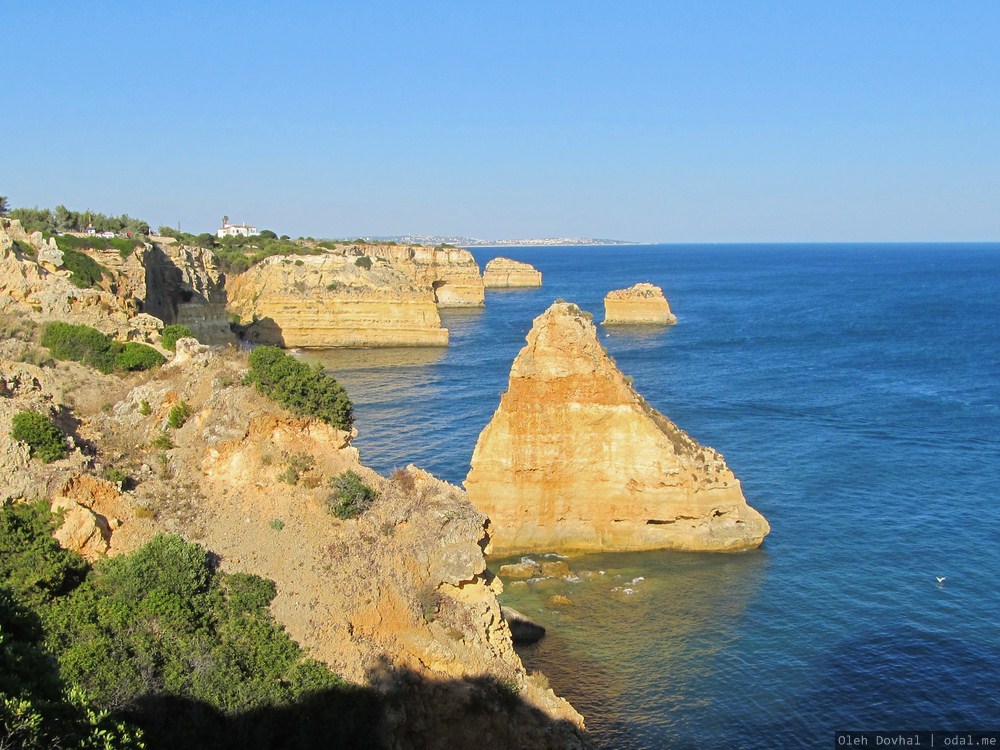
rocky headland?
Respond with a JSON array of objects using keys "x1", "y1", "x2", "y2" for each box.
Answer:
[
  {"x1": 0, "y1": 336, "x2": 589, "y2": 748},
  {"x1": 226, "y1": 253, "x2": 450, "y2": 348},
  {"x1": 603, "y1": 282, "x2": 676, "y2": 325},
  {"x1": 483, "y1": 258, "x2": 543, "y2": 288},
  {"x1": 465, "y1": 301, "x2": 770, "y2": 554},
  {"x1": 363, "y1": 244, "x2": 485, "y2": 307}
]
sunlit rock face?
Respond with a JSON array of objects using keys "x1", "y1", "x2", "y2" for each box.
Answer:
[
  {"x1": 365, "y1": 244, "x2": 485, "y2": 307},
  {"x1": 466, "y1": 302, "x2": 769, "y2": 555},
  {"x1": 602, "y1": 283, "x2": 676, "y2": 325},
  {"x1": 226, "y1": 254, "x2": 449, "y2": 347},
  {"x1": 483, "y1": 258, "x2": 542, "y2": 288}
]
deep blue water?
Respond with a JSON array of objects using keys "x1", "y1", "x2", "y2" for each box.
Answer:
[{"x1": 299, "y1": 244, "x2": 1000, "y2": 749}]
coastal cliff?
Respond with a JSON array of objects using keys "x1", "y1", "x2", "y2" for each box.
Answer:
[
  {"x1": 364, "y1": 244, "x2": 485, "y2": 307},
  {"x1": 603, "y1": 282, "x2": 676, "y2": 325},
  {"x1": 226, "y1": 253, "x2": 450, "y2": 347},
  {"x1": 0, "y1": 341, "x2": 589, "y2": 748},
  {"x1": 483, "y1": 257, "x2": 543, "y2": 288},
  {"x1": 465, "y1": 301, "x2": 770, "y2": 554}
]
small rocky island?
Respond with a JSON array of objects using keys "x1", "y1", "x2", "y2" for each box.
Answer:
[
  {"x1": 465, "y1": 301, "x2": 770, "y2": 554},
  {"x1": 602, "y1": 282, "x2": 676, "y2": 325},
  {"x1": 483, "y1": 257, "x2": 543, "y2": 288}
]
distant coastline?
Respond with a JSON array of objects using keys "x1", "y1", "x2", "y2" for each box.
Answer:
[{"x1": 369, "y1": 235, "x2": 638, "y2": 247}]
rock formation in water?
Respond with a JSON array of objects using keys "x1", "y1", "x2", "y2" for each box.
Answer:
[
  {"x1": 362, "y1": 244, "x2": 485, "y2": 307},
  {"x1": 226, "y1": 253, "x2": 450, "y2": 347},
  {"x1": 483, "y1": 257, "x2": 543, "y2": 288},
  {"x1": 465, "y1": 301, "x2": 770, "y2": 554},
  {"x1": 603, "y1": 282, "x2": 676, "y2": 325}
]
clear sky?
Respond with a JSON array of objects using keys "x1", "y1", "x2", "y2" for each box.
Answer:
[{"x1": 5, "y1": 1, "x2": 999, "y2": 242}]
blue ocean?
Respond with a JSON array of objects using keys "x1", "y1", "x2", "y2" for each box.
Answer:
[{"x1": 300, "y1": 244, "x2": 1000, "y2": 749}]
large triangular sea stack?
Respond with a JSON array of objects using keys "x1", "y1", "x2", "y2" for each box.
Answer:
[{"x1": 465, "y1": 301, "x2": 770, "y2": 554}]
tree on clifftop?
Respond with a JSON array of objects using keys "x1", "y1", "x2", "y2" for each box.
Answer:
[{"x1": 0, "y1": 196, "x2": 8, "y2": 216}]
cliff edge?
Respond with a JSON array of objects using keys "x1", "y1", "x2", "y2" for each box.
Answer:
[
  {"x1": 226, "y1": 253, "x2": 449, "y2": 347},
  {"x1": 465, "y1": 302, "x2": 769, "y2": 554}
]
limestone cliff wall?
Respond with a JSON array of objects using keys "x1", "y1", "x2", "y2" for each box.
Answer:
[
  {"x1": 227, "y1": 253, "x2": 449, "y2": 347},
  {"x1": 465, "y1": 302, "x2": 769, "y2": 554},
  {"x1": 603, "y1": 282, "x2": 676, "y2": 325},
  {"x1": 362, "y1": 244, "x2": 485, "y2": 307},
  {"x1": 0, "y1": 219, "x2": 153, "y2": 340},
  {"x1": 483, "y1": 257, "x2": 543, "y2": 288}
]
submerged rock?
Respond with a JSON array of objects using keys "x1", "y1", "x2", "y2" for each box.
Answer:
[
  {"x1": 603, "y1": 282, "x2": 676, "y2": 325},
  {"x1": 465, "y1": 301, "x2": 770, "y2": 554},
  {"x1": 502, "y1": 606, "x2": 546, "y2": 644}
]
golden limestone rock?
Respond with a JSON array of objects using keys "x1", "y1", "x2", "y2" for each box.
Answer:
[
  {"x1": 363, "y1": 244, "x2": 485, "y2": 307},
  {"x1": 603, "y1": 282, "x2": 676, "y2": 325},
  {"x1": 465, "y1": 301, "x2": 769, "y2": 554},
  {"x1": 226, "y1": 253, "x2": 449, "y2": 347},
  {"x1": 483, "y1": 257, "x2": 543, "y2": 288}
]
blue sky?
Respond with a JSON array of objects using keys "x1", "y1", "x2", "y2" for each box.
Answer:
[{"x1": 5, "y1": 1, "x2": 999, "y2": 241}]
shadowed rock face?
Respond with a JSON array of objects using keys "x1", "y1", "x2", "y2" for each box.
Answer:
[
  {"x1": 603, "y1": 282, "x2": 676, "y2": 325},
  {"x1": 483, "y1": 258, "x2": 543, "y2": 288},
  {"x1": 465, "y1": 302, "x2": 770, "y2": 555},
  {"x1": 226, "y1": 253, "x2": 449, "y2": 347}
]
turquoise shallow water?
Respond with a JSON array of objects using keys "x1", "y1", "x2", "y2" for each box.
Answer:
[{"x1": 299, "y1": 244, "x2": 1000, "y2": 748}]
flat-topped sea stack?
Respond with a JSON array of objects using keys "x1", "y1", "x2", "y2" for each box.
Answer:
[
  {"x1": 483, "y1": 257, "x2": 543, "y2": 288},
  {"x1": 364, "y1": 244, "x2": 485, "y2": 307},
  {"x1": 465, "y1": 301, "x2": 769, "y2": 554},
  {"x1": 226, "y1": 253, "x2": 449, "y2": 347},
  {"x1": 603, "y1": 282, "x2": 676, "y2": 325}
]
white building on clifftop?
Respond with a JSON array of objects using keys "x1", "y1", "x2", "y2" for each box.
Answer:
[{"x1": 217, "y1": 216, "x2": 259, "y2": 238}]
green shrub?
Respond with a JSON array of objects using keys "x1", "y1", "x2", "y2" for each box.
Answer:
[
  {"x1": 151, "y1": 432, "x2": 173, "y2": 450},
  {"x1": 104, "y1": 467, "x2": 130, "y2": 489},
  {"x1": 41, "y1": 321, "x2": 116, "y2": 373},
  {"x1": 10, "y1": 411, "x2": 66, "y2": 463},
  {"x1": 114, "y1": 341, "x2": 166, "y2": 371},
  {"x1": 160, "y1": 324, "x2": 195, "y2": 351},
  {"x1": 327, "y1": 471, "x2": 376, "y2": 520},
  {"x1": 59, "y1": 247, "x2": 109, "y2": 289},
  {"x1": 139, "y1": 399, "x2": 151, "y2": 415},
  {"x1": 354, "y1": 255, "x2": 372, "y2": 270},
  {"x1": 247, "y1": 346, "x2": 353, "y2": 430},
  {"x1": 269, "y1": 518, "x2": 284, "y2": 531},
  {"x1": 167, "y1": 401, "x2": 191, "y2": 429}
]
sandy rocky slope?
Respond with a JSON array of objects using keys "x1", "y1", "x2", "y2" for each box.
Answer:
[{"x1": 0, "y1": 219, "x2": 589, "y2": 749}]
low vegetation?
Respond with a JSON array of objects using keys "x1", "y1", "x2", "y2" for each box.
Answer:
[
  {"x1": 41, "y1": 322, "x2": 164, "y2": 374},
  {"x1": 59, "y1": 246, "x2": 109, "y2": 289},
  {"x1": 0, "y1": 502, "x2": 373, "y2": 749},
  {"x1": 158, "y1": 229, "x2": 322, "y2": 276},
  {"x1": 327, "y1": 471, "x2": 376, "y2": 520},
  {"x1": 246, "y1": 346, "x2": 353, "y2": 430},
  {"x1": 160, "y1": 324, "x2": 195, "y2": 351},
  {"x1": 9, "y1": 204, "x2": 150, "y2": 237},
  {"x1": 10, "y1": 412, "x2": 67, "y2": 463},
  {"x1": 167, "y1": 402, "x2": 191, "y2": 429}
]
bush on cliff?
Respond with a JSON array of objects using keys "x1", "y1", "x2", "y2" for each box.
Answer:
[
  {"x1": 160, "y1": 324, "x2": 196, "y2": 351},
  {"x1": 327, "y1": 471, "x2": 376, "y2": 520},
  {"x1": 60, "y1": 247, "x2": 109, "y2": 289},
  {"x1": 247, "y1": 346, "x2": 353, "y2": 430},
  {"x1": 0, "y1": 504, "x2": 376, "y2": 749},
  {"x1": 115, "y1": 342, "x2": 166, "y2": 371},
  {"x1": 10, "y1": 412, "x2": 67, "y2": 464},
  {"x1": 41, "y1": 322, "x2": 164, "y2": 374},
  {"x1": 41, "y1": 322, "x2": 117, "y2": 373}
]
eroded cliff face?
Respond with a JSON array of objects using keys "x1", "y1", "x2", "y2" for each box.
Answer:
[
  {"x1": 465, "y1": 302, "x2": 769, "y2": 554},
  {"x1": 0, "y1": 219, "x2": 154, "y2": 341},
  {"x1": 603, "y1": 282, "x2": 676, "y2": 325},
  {"x1": 0, "y1": 343, "x2": 589, "y2": 748},
  {"x1": 483, "y1": 258, "x2": 543, "y2": 288},
  {"x1": 226, "y1": 253, "x2": 450, "y2": 347},
  {"x1": 363, "y1": 244, "x2": 485, "y2": 307}
]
